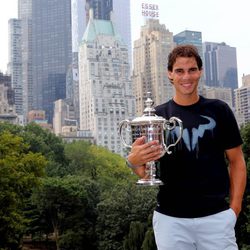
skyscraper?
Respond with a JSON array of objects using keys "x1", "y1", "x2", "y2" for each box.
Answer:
[
  {"x1": 13, "y1": 0, "x2": 72, "y2": 124},
  {"x1": 17, "y1": 0, "x2": 33, "y2": 123},
  {"x1": 174, "y1": 30, "x2": 203, "y2": 58},
  {"x1": 133, "y1": 19, "x2": 175, "y2": 115},
  {"x1": 32, "y1": 0, "x2": 72, "y2": 123},
  {"x1": 78, "y1": 11, "x2": 135, "y2": 156},
  {"x1": 85, "y1": 0, "x2": 113, "y2": 21},
  {"x1": 174, "y1": 30, "x2": 205, "y2": 92},
  {"x1": 70, "y1": 0, "x2": 132, "y2": 129},
  {"x1": 72, "y1": 0, "x2": 131, "y2": 63},
  {"x1": 8, "y1": 0, "x2": 33, "y2": 123},
  {"x1": 72, "y1": 0, "x2": 86, "y2": 53},
  {"x1": 203, "y1": 42, "x2": 238, "y2": 90},
  {"x1": 8, "y1": 19, "x2": 22, "y2": 116},
  {"x1": 70, "y1": 0, "x2": 132, "y2": 130}
]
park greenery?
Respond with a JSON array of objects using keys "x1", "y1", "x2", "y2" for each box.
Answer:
[{"x1": 0, "y1": 122, "x2": 249, "y2": 250}]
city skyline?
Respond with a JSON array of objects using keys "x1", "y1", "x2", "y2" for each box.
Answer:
[{"x1": 0, "y1": 0, "x2": 249, "y2": 86}]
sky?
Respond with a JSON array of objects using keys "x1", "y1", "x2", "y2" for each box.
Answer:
[
  {"x1": 0, "y1": 0, "x2": 18, "y2": 73},
  {"x1": 0, "y1": 0, "x2": 249, "y2": 86}
]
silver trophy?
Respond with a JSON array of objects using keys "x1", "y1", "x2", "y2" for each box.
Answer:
[{"x1": 119, "y1": 93, "x2": 183, "y2": 186}]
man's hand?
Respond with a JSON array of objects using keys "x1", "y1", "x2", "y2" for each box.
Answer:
[
  {"x1": 127, "y1": 136, "x2": 163, "y2": 178},
  {"x1": 226, "y1": 146, "x2": 247, "y2": 218}
]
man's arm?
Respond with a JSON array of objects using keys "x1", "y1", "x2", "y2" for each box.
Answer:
[{"x1": 226, "y1": 145, "x2": 247, "y2": 217}]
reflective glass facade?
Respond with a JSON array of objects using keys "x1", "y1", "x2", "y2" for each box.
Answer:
[{"x1": 32, "y1": 0, "x2": 72, "y2": 123}]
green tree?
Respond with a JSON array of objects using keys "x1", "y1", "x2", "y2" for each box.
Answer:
[
  {"x1": 96, "y1": 183, "x2": 157, "y2": 250},
  {"x1": 64, "y1": 140, "x2": 95, "y2": 177},
  {"x1": 31, "y1": 176, "x2": 100, "y2": 250},
  {"x1": 241, "y1": 123, "x2": 250, "y2": 161},
  {"x1": 22, "y1": 123, "x2": 69, "y2": 177},
  {"x1": 0, "y1": 122, "x2": 69, "y2": 177},
  {"x1": 0, "y1": 131, "x2": 46, "y2": 249},
  {"x1": 123, "y1": 214, "x2": 156, "y2": 250},
  {"x1": 237, "y1": 123, "x2": 250, "y2": 248},
  {"x1": 141, "y1": 228, "x2": 157, "y2": 250},
  {"x1": 0, "y1": 122, "x2": 22, "y2": 135},
  {"x1": 123, "y1": 221, "x2": 146, "y2": 250},
  {"x1": 65, "y1": 141, "x2": 132, "y2": 184}
]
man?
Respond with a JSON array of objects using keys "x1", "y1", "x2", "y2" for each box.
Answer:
[{"x1": 126, "y1": 45, "x2": 246, "y2": 249}]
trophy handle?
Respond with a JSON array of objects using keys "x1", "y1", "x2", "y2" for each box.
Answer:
[
  {"x1": 119, "y1": 120, "x2": 132, "y2": 149},
  {"x1": 164, "y1": 116, "x2": 183, "y2": 154}
]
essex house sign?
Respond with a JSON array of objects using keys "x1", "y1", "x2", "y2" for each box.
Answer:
[{"x1": 141, "y1": 2, "x2": 159, "y2": 19}]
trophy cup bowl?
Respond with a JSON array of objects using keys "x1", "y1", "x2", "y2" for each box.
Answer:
[{"x1": 119, "y1": 93, "x2": 183, "y2": 186}]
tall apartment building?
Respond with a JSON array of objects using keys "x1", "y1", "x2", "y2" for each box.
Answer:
[
  {"x1": 234, "y1": 74, "x2": 250, "y2": 126},
  {"x1": 8, "y1": 0, "x2": 33, "y2": 124},
  {"x1": 203, "y1": 42, "x2": 238, "y2": 90},
  {"x1": 133, "y1": 19, "x2": 175, "y2": 115},
  {"x1": 17, "y1": 0, "x2": 33, "y2": 123},
  {"x1": 7, "y1": 19, "x2": 22, "y2": 117},
  {"x1": 72, "y1": 0, "x2": 131, "y2": 63},
  {"x1": 78, "y1": 12, "x2": 135, "y2": 156},
  {"x1": 71, "y1": 0, "x2": 132, "y2": 127}
]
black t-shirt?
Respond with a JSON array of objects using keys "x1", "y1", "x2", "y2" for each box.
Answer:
[{"x1": 155, "y1": 96, "x2": 242, "y2": 218}]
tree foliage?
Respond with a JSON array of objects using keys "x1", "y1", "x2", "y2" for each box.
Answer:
[
  {"x1": 237, "y1": 123, "x2": 250, "y2": 247},
  {"x1": 22, "y1": 123, "x2": 69, "y2": 177},
  {"x1": 96, "y1": 183, "x2": 157, "y2": 250},
  {"x1": 123, "y1": 221, "x2": 146, "y2": 250},
  {"x1": 0, "y1": 121, "x2": 249, "y2": 249},
  {"x1": 64, "y1": 141, "x2": 133, "y2": 185},
  {"x1": 0, "y1": 122, "x2": 69, "y2": 177},
  {"x1": 141, "y1": 227, "x2": 157, "y2": 250},
  {"x1": 241, "y1": 123, "x2": 250, "y2": 162},
  {"x1": 31, "y1": 176, "x2": 100, "y2": 250},
  {"x1": 0, "y1": 130, "x2": 46, "y2": 249}
]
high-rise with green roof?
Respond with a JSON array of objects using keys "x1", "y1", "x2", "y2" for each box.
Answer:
[
  {"x1": 79, "y1": 11, "x2": 135, "y2": 156},
  {"x1": 72, "y1": 0, "x2": 131, "y2": 64}
]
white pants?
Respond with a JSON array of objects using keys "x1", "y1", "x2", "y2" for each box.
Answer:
[{"x1": 153, "y1": 209, "x2": 238, "y2": 250}]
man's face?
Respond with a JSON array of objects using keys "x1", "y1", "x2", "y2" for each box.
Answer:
[{"x1": 168, "y1": 56, "x2": 202, "y2": 99}]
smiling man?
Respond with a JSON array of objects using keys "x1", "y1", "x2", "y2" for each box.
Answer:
[{"x1": 126, "y1": 45, "x2": 247, "y2": 250}]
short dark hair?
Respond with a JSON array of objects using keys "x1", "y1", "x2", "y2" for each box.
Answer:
[{"x1": 167, "y1": 45, "x2": 203, "y2": 72}]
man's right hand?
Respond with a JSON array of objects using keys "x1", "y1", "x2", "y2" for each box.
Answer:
[{"x1": 127, "y1": 136, "x2": 163, "y2": 178}]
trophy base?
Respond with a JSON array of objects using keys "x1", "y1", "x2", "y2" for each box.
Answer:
[{"x1": 136, "y1": 178, "x2": 163, "y2": 186}]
